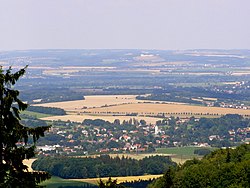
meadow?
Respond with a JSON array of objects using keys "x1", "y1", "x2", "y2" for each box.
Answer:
[
  {"x1": 156, "y1": 146, "x2": 217, "y2": 156},
  {"x1": 40, "y1": 176, "x2": 96, "y2": 188},
  {"x1": 21, "y1": 110, "x2": 53, "y2": 118}
]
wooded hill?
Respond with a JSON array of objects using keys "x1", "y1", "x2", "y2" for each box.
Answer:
[{"x1": 148, "y1": 144, "x2": 250, "y2": 188}]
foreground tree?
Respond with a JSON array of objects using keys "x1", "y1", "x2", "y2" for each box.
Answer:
[
  {"x1": 0, "y1": 66, "x2": 51, "y2": 187},
  {"x1": 98, "y1": 178, "x2": 125, "y2": 188}
]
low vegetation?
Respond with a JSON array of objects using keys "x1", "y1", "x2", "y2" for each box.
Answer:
[{"x1": 40, "y1": 176, "x2": 97, "y2": 188}]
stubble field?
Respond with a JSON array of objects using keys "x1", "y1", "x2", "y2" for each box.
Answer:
[
  {"x1": 84, "y1": 103, "x2": 250, "y2": 116},
  {"x1": 35, "y1": 95, "x2": 250, "y2": 124},
  {"x1": 70, "y1": 174, "x2": 163, "y2": 185}
]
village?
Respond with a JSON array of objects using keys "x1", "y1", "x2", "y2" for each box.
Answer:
[{"x1": 35, "y1": 114, "x2": 250, "y2": 157}]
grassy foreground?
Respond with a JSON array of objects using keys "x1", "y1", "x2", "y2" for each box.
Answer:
[
  {"x1": 156, "y1": 146, "x2": 216, "y2": 156},
  {"x1": 40, "y1": 176, "x2": 97, "y2": 188}
]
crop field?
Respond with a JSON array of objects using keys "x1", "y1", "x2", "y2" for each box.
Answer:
[
  {"x1": 33, "y1": 95, "x2": 180, "y2": 112},
  {"x1": 70, "y1": 174, "x2": 163, "y2": 185},
  {"x1": 85, "y1": 103, "x2": 250, "y2": 116},
  {"x1": 75, "y1": 153, "x2": 173, "y2": 160},
  {"x1": 35, "y1": 95, "x2": 250, "y2": 124},
  {"x1": 34, "y1": 95, "x2": 141, "y2": 111},
  {"x1": 41, "y1": 114, "x2": 162, "y2": 124}
]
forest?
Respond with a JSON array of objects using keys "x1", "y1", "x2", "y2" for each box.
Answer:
[
  {"x1": 148, "y1": 144, "x2": 250, "y2": 188},
  {"x1": 32, "y1": 155, "x2": 176, "y2": 179},
  {"x1": 27, "y1": 106, "x2": 67, "y2": 115}
]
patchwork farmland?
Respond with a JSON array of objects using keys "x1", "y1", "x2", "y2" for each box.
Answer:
[{"x1": 35, "y1": 95, "x2": 250, "y2": 124}]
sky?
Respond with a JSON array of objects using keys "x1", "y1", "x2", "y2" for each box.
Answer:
[{"x1": 0, "y1": 0, "x2": 250, "y2": 51}]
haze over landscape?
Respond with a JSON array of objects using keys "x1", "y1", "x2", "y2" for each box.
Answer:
[
  {"x1": 1, "y1": 1, "x2": 250, "y2": 188},
  {"x1": 0, "y1": 0, "x2": 250, "y2": 50}
]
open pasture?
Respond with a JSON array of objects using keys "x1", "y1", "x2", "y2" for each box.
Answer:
[
  {"x1": 22, "y1": 110, "x2": 53, "y2": 118},
  {"x1": 40, "y1": 176, "x2": 95, "y2": 188},
  {"x1": 156, "y1": 147, "x2": 216, "y2": 156}
]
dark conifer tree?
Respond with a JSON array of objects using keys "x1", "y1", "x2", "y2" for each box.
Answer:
[{"x1": 0, "y1": 66, "x2": 51, "y2": 187}]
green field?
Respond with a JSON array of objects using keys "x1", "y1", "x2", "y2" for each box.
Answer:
[
  {"x1": 40, "y1": 176, "x2": 97, "y2": 188},
  {"x1": 21, "y1": 110, "x2": 54, "y2": 118},
  {"x1": 156, "y1": 146, "x2": 216, "y2": 156}
]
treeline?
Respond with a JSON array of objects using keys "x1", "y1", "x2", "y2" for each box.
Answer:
[
  {"x1": 27, "y1": 106, "x2": 66, "y2": 115},
  {"x1": 137, "y1": 85, "x2": 250, "y2": 103},
  {"x1": 148, "y1": 144, "x2": 250, "y2": 188},
  {"x1": 58, "y1": 184, "x2": 98, "y2": 188},
  {"x1": 20, "y1": 87, "x2": 85, "y2": 104},
  {"x1": 136, "y1": 94, "x2": 203, "y2": 105},
  {"x1": 58, "y1": 185, "x2": 97, "y2": 188},
  {"x1": 32, "y1": 155, "x2": 176, "y2": 179},
  {"x1": 121, "y1": 179, "x2": 154, "y2": 188},
  {"x1": 20, "y1": 115, "x2": 48, "y2": 128}
]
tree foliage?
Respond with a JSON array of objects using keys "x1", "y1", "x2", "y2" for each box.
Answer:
[
  {"x1": 32, "y1": 155, "x2": 176, "y2": 179},
  {"x1": 98, "y1": 177, "x2": 125, "y2": 188},
  {"x1": 148, "y1": 144, "x2": 250, "y2": 188},
  {"x1": 27, "y1": 106, "x2": 66, "y2": 115},
  {"x1": 0, "y1": 67, "x2": 51, "y2": 187}
]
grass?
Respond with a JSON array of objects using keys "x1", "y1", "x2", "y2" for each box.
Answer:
[
  {"x1": 21, "y1": 110, "x2": 53, "y2": 118},
  {"x1": 156, "y1": 146, "x2": 217, "y2": 164},
  {"x1": 40, "y1": 176, "x2": 96, "y2": 188},
  {"x1": 156, "y1": 146, "x2": 217, "y2": 156}
]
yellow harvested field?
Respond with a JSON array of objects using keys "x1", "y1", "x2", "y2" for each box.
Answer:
[
  {"x1": 85, "y1": 103, "x2": 250, "y2": 116},
  {"x1": 34, "y1": 95, "x2": 140, "y2": 111},
  {"x1": 36, "y1": 95, "x2": 250, "y2": 124},
  {"x1": 108, "y1": 153, "x2": 173, "y2": 160},
  {"x1": 33, "y1": 95, "x2": 173, "y2": 112},
  {"x1": 41, "y1": 114, "x2": 161, "y2": 124},
  {"x1": 70, "y1": 174, "x2": 163, "y2": 184},
  {"x1": 76, "y1": 153, "x2": 173, "y2": 160},
  {"x1": 232, "y1": 71, "x2": 250, "y2": 76},
  {"x1": 223, "y1": 82, "x2": 241, "y2": 85},
  {"x1": 23, "y1": 158, "x2": 37, "y2": 172},
  {"x1": 202, "y1": 97, "x2": 217, "y2": 101}
]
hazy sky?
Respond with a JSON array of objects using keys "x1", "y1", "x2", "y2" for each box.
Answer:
[{"x1": 0, "y1": 0, "x2": 249, "y2": 50}]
